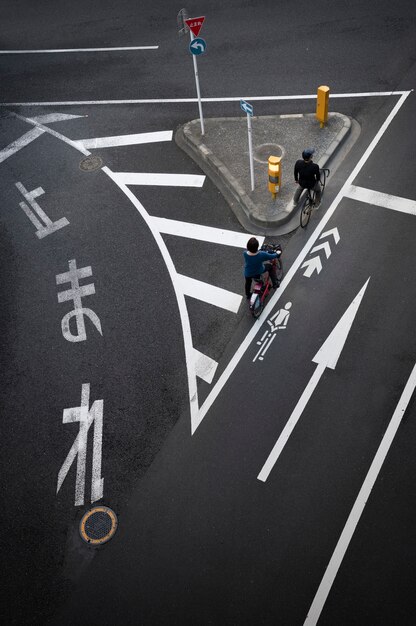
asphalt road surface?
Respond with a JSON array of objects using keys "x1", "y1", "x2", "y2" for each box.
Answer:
[{"x1": 1, "y1": 1, "x2": 416, "y2": 625}]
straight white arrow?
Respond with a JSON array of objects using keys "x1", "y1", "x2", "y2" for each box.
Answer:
[
  {"x1": 301, "y1": 256, "x2": 322, "y2": 277},
  {"x1": 257, "y1": 278, "x2": 370, "y2": 482}
]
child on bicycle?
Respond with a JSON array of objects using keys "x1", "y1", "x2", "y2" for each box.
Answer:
[
  {"x1": 244, "y1": 237, "x2": 280, "y2": 299},
  {"x1": 293, "y1": 147, "x2": 322, "y2": 208}
]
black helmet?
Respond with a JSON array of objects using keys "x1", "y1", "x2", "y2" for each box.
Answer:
[{"x1": 302, "y1": 147, "x2": 315, "y2": 160}]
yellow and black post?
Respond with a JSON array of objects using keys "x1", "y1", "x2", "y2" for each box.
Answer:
[
  {"x1": 316, "y1": 85, "x2": 330, "y2": 128},
  {"x1": 268, "y1": 156, "x2": 281, "y2": 200}
]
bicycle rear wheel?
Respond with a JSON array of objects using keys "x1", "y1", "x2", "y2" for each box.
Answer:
[
  {"x1": 251, "y1": 294, "x2": 263, "y2": 318},
  {"x1": 320, "y1": 168, "x2": 330, "y2": 199},
  {"x1": 300, "y1": 197, "x2": 312, "y2": 228}
]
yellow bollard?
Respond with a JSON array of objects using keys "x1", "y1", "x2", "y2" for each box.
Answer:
[
  {"x1": 268, "y1": 156, "x2": 281, "y2": 200},
  {"x1": 316, "y1": 85, "x2": 330, "y2": 128}
]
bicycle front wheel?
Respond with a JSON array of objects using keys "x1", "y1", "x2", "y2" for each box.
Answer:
[{"x1": 300, "y1": 198, "x2": 312, "y2": 228}]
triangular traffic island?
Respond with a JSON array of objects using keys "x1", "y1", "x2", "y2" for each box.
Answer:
[{"x1": 175, "y1": 113, "x2": 352, "y2": 233}]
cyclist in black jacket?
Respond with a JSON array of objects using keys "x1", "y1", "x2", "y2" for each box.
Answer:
[{"x1": 293, "y1": 147, "x2": 322, "y2": 208}]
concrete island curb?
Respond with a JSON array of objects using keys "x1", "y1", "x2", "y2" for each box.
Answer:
[{"x1": 175, "y1": 113, "x2": 351, "y2": 231}]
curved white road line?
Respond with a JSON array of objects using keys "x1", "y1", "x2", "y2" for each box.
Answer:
[{"x1": 101, "y1": 166, "x2": 199, "y2": 431}]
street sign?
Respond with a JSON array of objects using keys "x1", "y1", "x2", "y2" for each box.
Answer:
[
  {"x1": 177, "y1": 8, "x2": 189, "y2": 37},
  {"x1": 189, "y1": 37, "x2": 206, "y2": 55},
  {"x1": 240, "y1": 99, "x2": 254, "y2": 116},
  {"x1": 185, "y1": 16, "x2": 205, "y2": 38}
]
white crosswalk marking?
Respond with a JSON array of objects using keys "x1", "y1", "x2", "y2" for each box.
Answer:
[
  {"x1": 345, "y1": 184, "x2": 416, "y2": 216},
  {"x1": 150, "y1": 216, "x2": 264, "y2": 248},
  {"x1": 75, "y1": 131, "x2": 173, "y2": 149},
  {"x1": 114, "y1": 172, "x2": 205, "y2": 187},
  {"x1": 177, "y1": 274, "x2": 242, "y2": 313}
]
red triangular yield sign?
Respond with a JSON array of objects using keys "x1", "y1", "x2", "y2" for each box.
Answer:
[{"x1": 185, "y1": 16, "x2": 205, "y2": 38}]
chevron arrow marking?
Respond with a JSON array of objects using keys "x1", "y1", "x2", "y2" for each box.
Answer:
[
  {"x1": 311, "y1": 241, "x2": 331, "y2": 259},
  {"x1": 321, "y1": 227, "x2": 340, "y2": 244},
  {"x1": 301, "y1": 256, "x2": 322, "y2": 277}
]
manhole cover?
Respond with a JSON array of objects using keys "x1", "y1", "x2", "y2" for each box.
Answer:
[
  {"x1": 79, "y1": 506, "x2": 118, "y2": 545},
  {"x1": 254, "y1": 143, "x2": 284, "y2": 164},
  {"x1": 79, "y1": 155, "x2": 103, "y2": 171}
]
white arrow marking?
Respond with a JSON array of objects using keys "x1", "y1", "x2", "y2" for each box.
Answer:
[
  {"x1": 320, "y1": 227, "x2": 340, "y2": 244},
  {"x1": 301, "y1": 256, "x2": 322, "y2": 277},
  {"x1": 304, "y1": 360, "x2": 416, "y2": 625},
  {"x1": 191, "y1": 41, "x2": 204, "y2": 52},
  {"x1": 257, "y1": 278, "x2": 370, "y2": 482},
  {"x1": 310, "y1": 241, "x2": 331, "y2": 259}
]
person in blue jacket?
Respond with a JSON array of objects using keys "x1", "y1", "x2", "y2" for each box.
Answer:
[{"x1": 244, "y1": 237, "x2": 279, "y2": 299}]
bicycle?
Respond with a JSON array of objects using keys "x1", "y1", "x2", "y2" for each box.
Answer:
[
  {"x1": 248, "y1": 243, "x2": 283, "y2": 319},
  {"x1": 299, "y1": 168, "x2": 330, "y2": 228}
]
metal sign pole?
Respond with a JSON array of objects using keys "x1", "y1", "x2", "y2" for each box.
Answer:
[
  {"x1": 189, "y1": 31, "x2": 205, "y2": 136},
  {"x1": 247, "y1": 112, "x2": 254, "y2": 191}
]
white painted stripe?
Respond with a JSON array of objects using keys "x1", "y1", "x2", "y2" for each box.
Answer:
[
  {"x1": 0, "y1": 91, "x2": 407, "y2": 107},
  {"x1": 11, "y1": 112, "x2": 90, "y2": 156},
  {"x1": 345, "y1": 184, "x2": 416, "y2": 216},
  {"x1": 178, "y1": 274, "x2": 242, "y2": 313},
  {"x1": 75, "y1": 130, "x2": 173, "y2": 149},
  {"x1": 0, "y1": 46, "x2": 159, "y2": 54},
  {"x1": 31, "y1": 113, "x2": 86, "y2": 123},
  {"x1": 304, "y1": 362, "x2": 416, "y2": 626},
  {"x1": 104, "y1": 167, "x2": 200, "y2": 431},
  {"x1": 194, "y1": 349, "x2": 218, "y2": 384},
  {"x1": 150, "y1": 216, "x2": 264, "y2": 248},
  {"x1": 114, "y1": 172, "x2": 205, "y2": 187},
  {"x1": 192, "y1": 90, "x2": 412, "y2": 433},
  {"x1": 0, "y1": 127, "x2": 44, "y2": 163},
  {"x1": 280, "y1": 113, "x2": 304, "y2": 118}
]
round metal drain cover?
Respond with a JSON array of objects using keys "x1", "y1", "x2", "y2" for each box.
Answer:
[
  {"x1": 79, "y1": 155, "x2": 103, "y2": 171},
  {"x1": 254, "y1": 143, "x2": 284, "y2": 164},
  {"x1": 80, "y1": 506, "x2": 117, "y2": 545}
]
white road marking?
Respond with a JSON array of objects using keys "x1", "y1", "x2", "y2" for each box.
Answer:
[
  {"x1": 280, "y1": 113, "x2": 304, "y2": 118},
  {"x1": 304, "y1": 361, "x2": 416, "y2": 626},
  {"x1": 0, "y1": 46, "x2": 158, "y2": 54},
  {"x1": 258, "y1": 279, "x2": 370, "y2": 482},
  {"x1": 178, "y1": 274, "x2": 242, "y2": 313},
  {"x1": 0, "y1": 127, "x2": 44, "y2": 163},
  {"x1": 11, "y1": 112, "x2": 90, "y2": 155},
  {"x1": 75, "y1": 130, "x2": 173, "y2": 149},
  {"x1": 301, "y1": 256, "x2": 322, "y2": 277},
  {"x1": 193, "y1": 90, "x2": 411, "y2": 432},
  {"x1": 113, "y1": 172, "x2": 205, "y2": 187},
  {"x1": 150, "y1": 216, "x2": 264, "y2": 248},
  {"x1": 30, "y1": 113, "x2": 86, "y2": 123},
  {"x1": 321, "y1": 227, "x2": 340, "y2": 244},
  {"x1": 345, "y1": 184, "x2": 416, "y2": 216},
  {"x1": 194, "y1": 349, "x2": 218, "y2": 384},
  {"x1": 310, "y1": 241, "x2": 331, "y2": 259},
  {"x1": 0, "y1": 90, "x2": 407, "y2": 107},
  {"x1": 57, "y1": 383, "x2": 104, "y2": 506},
  {"x1": 15, "y1": 181, "x2": 69, "y2": 238}
]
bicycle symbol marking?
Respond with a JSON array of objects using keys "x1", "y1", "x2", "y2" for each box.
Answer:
[{"x1": 253, "y1": 302, "x2": 292, "y2": 363}]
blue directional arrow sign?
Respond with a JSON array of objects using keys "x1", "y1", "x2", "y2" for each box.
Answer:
[
  {"x1": 189, "y1": 37, "x2": 207, "y2": 55},
  {"x1": 240, "y1": 99, "x2": 254, "y2": 116}
]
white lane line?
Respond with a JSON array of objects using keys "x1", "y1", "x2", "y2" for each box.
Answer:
[
  {"x1": 178, "y1": 274, "x2": 242, "y2": 313},
  {"x1": 0, "y1": 127, "x2": 44, "y2": 164},
  {"x1": 31, "y1": 113, "x2": 86, "y2": 123},
  {"x1": 304, "y1": 362, "x2": 416, "y2": 626},
  {"x1": 114, "y1": 172, "x2": 205, "y2": 187},
  {"x1": 0, "y1": 91, "x2": 407, "y2": 107},
  {"x1": 0, "y1": 46, "x2": 159, "y2": 54},
  {"x1": 192, "y1": 90, "x2": 412, "y2": 433},
  {"x1": 194, "y1": 349, "x2": 218, "y2": 384},
  {"x1": 345, "y1": 184, "x2": 416, "y2": 216},
  {"x1": 150, "y1": 216, "x2": 264, "y2": 248},
  {"x1": 75, "y1": 130, "x2": 173, "y2": 149}
]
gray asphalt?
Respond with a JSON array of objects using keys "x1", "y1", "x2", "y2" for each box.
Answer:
[{"x1": 1, "y1": 1, "x2": 416, "y2": 625}]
